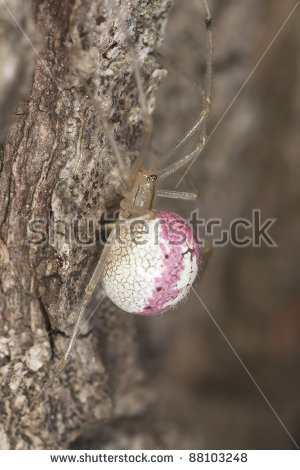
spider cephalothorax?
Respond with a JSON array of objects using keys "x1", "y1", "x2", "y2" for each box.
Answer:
[{"x1": 120, "y1": 168, "x2": 159, "y2": 216}]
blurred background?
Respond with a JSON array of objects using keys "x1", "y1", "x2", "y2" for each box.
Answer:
[{"x1": 137, "y1": 0, "x2": 300, "y2": 449}]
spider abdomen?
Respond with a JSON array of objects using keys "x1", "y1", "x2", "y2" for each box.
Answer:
[{"x1": 101, "y1": 212, "x2": 201, "y2": 315}]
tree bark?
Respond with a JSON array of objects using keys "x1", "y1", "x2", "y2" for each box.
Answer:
[{"x1": 0, "y1": 0, "x2": 171, "y2": 449}]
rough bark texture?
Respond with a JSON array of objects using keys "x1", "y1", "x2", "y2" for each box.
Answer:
[{"x1": 0, "y1": 0, "x2": 172, "y2": 449}]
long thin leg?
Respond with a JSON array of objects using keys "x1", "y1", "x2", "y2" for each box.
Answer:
[
  {"x1": 60, "y1": 228, "x2": 116, "y2": 367},
  {"x1": 117, "y1": 4, "x2": 153, "y2": 179},
  {"x1": 157, "y1": 139, "x2": 205, "y2": 180},
  {"x1": 40, "y1": 227, "x2": 117, "y2": 387},
  {"x1": 202, "y1": 0, "x2": 213, "y2": 101},
  {"x1": 83, "y1": 80, "x2": 130, "y2": 187},
  {"x1": 157, "y1": 0, "x2": 213, "y2": 170},
  {"x1": 128, "y1": 46, "x2": 153, "y2": 179},
  {"x1": 157, "y1": 104, "x2": 210, "y2": 170},
  {"x1": 178, "y1": 166, "x2": 200, "y2": 196},
  {"x1": 157, "y1": 189, "x2": 197, "y2": 200},
  {"x1": 197, "y1": 0, "x2": 213, "y2": 157}
]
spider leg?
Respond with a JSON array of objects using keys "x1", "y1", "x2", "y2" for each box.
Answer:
[
  {"x1": 178, "y1": 166, "x2": 200, "y2": 197},
  {"x1": 118, "y1": 8, "x2": 153, "y2": 179},
  {"x1": 157, "y1": 0, "x2": 213, "y2": 170},
  {"x1": 157, "y1": 189, "x2": 197, "y2": 201},
  {"x1": 45, "y1": 228, "x2": 117, "y2": 386},
  {"x1": 83, "y1": 81, "x2": 130, "y2": 187},
  {"x1": 59, "y1": 228, "x2": 116, "y2": 366},
  {"x1": 157, "y1": 139, "x2": 205, "y2": 180},
  {"x1": 157, "y1": 103, "x2": 210, "y2": 170}
]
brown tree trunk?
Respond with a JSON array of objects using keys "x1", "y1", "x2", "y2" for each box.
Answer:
[{"x1": 0, "y1": 0, "x2": 171, "y2": 449}]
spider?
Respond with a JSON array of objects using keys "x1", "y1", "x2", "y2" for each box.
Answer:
[
  {"x1": 52, "y1": 0, "x2": 213, "y2": 379},
  {"x1": 9, "y1": 1, "x2": 213, "y2": 445}
]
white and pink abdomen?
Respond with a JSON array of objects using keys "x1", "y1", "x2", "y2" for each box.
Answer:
[{"x1": 101, "y1": 211, "x2": 201, "y2": 315}]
